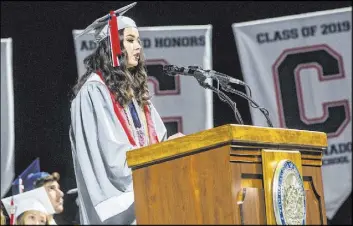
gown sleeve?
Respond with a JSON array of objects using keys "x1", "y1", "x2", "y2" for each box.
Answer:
[{"x1": 70, "y1": 81, "x2": 135, "y2": 222}]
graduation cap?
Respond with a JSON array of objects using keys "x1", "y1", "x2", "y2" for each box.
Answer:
[
  {"x1": 26, "y1": 172, "x2": 51, "y2": 187},
  {"x1": 12, "y1": 158, "x2": 51, "y2": 195},
  {"x1": 12, "y1": 158, "x2": 40, "y2": 195},
  {"x1": 1, "y1": 187, "x2": 55, "y2": 223},
  {"x1": 75, "y1": 2, "x2": 137, "y2": 67}
]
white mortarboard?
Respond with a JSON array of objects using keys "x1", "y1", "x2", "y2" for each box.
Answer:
[
  {"x1": 1, "y1": 187, "x2": 55, "y2": 220},
  {"x1": 75, "y1": 2, "x2": 137, "y2": 67}
]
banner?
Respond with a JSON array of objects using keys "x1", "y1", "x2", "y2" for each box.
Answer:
[
  {"x1": 232, "y1": 7, "x2": 352, "y2": 219},
  {"x1": 1, "y1": 38, "x2": 15, "y2": 198},
  {"x1": 73, "y1": 25, "x2": 213, "y2": 136}
]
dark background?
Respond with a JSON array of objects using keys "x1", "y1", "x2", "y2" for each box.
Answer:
[{"x1": 1, "y1": 1, "x2": 352, "y2": 224}]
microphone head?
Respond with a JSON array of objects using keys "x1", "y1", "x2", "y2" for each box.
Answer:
[
  {"x1": 163, "y1": 65, "x2": 181, "y2": 76},
  {"x1": 163, "y1": 65, "x2": 175, "y2": 72},
  {"x1": 187, "y1": 66, "x2": 201, "y2": 74}
]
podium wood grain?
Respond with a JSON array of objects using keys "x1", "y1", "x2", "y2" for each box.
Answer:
[{"x1": 127, "y1": 124, "x2": 328, "y2": 225}]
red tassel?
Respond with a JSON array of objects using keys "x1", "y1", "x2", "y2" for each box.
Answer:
[
  {"x1": 18, "y1": 177, "x2": 24, "y2": 194},
  {"x1": 10, "y1": 197, "x2": 15, "y2": 225},
  {"x1": 108, "y1": 11, "x2": 121, "y2": 67}
]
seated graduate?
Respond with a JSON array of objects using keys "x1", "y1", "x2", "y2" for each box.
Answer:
[
  {"x1": 11, "y1": 159, "x2": 64, "y2": 225},
  {"x1": 28, "y1": 172, "x2": 64, "y2": 225},
  {"x1": 70, "y1": 2, "x2": 183, "y2": 225},
  {"x1": 1, "y1": 187, "x2": 56, "y2": 225}
]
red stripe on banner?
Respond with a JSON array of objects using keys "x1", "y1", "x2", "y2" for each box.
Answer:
[
  {"x1": 108, "y1": 11, "x2": 121, "y2": 67},
  {"x1": 144, "y1": 104, "x2": 159, "y2": 144},
  {"x1": 97, "y1": 72, "x2": 136, "y2": 147}
]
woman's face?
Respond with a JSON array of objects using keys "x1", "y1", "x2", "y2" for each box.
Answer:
[
  {"x1": 123, "y1": 27, "x2": 141, "y2": 68},
  {"x1": 21, "y1": 210, "x2": 47, "y2": 225}
]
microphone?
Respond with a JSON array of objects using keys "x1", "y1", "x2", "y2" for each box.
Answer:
[
  {"x1": 163, "y1": 65, "x2": 201, "y2": 76},
  {"x1": 163, "y1": 65, "x2": 207, "y2": 84},
  {"x1": 163, "y1": 64, "x2": 273, "y2": 127},
  {"x1": 207, "y1": 70, "x2": 246, "y2": 86},
  {"x1": 163, "y1": 64, "x2": 244, "y2": 124},
  {"x1": 163, "y1": 65, "x2": 246, "y2": 86}
]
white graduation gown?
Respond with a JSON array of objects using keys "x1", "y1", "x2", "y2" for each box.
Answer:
[{"x1": 69, "y1": 73, "x2": 167, "y2": 225}]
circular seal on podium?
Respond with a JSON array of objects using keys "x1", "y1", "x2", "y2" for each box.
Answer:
[{"x1": 273, "y1": 159, "x2": 306, "y2": 225}]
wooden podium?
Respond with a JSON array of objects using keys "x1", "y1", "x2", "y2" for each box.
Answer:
[{"x1": 126, "y1": 124, "x2": 328, "y2": 225}]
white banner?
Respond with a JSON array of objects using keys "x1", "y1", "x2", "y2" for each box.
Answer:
[
  {"x1": 1, "y1": 38, "x2": 15, "y2": 198},
  {"x1": 72, "y1": 25, "x2": 213, "y2": 136},
  {"x1": 233, "y1": 7, "x2": 352, "y2": 219}
]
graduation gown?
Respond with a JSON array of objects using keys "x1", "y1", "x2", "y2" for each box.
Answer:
[{"x1": 69, "y1": 73, "x2": 167, "y2": 225}]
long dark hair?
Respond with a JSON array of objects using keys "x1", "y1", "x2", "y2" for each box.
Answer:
[{"x1": 72, "y1": 29, "x2": 150, "y2": 107}]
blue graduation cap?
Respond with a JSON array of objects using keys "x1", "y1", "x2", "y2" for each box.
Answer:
[{"x1": 11, "y1": 158, "x2": 49, "y2": 195}]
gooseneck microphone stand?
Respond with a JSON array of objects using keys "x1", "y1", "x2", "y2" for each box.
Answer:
[
  {"x1": 204, "y1": 70, "x2": 273, "y2": 127},
  {"x1": 220, "y1": 84, "x2": 273, "y2": 128},
  {"x1": 198, "y1": 68, "x2": 274, "y2": 128},
  {"x1": 192, "y1": 73, "x2": 244, "y2": 125},
  {"x1": 163, "y1": 65, "x2": 273, "y2": 127}
]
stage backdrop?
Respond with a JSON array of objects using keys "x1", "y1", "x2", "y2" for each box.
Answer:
[
  {"x1": 1, "y1": 38, "x2": 15, "y2": 198},
  {"x1": 232, "y1": 7, "x2": 352, "y2": 219},
  {"x1": 72, "y1": 25, "x2": 213, "y2": 137}
]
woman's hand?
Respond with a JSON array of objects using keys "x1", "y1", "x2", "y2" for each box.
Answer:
[{"x1": 167, "y1": 132, "x2": 185, "y2": 140}]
